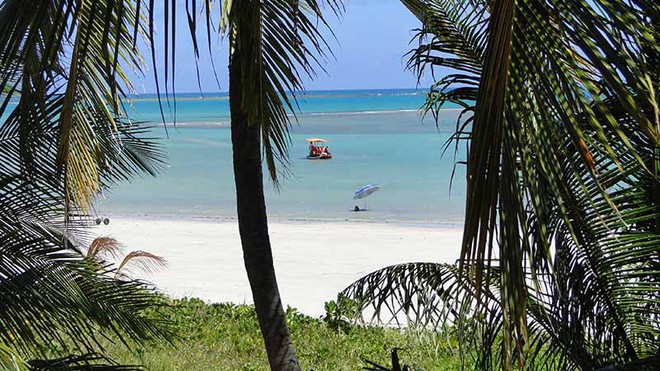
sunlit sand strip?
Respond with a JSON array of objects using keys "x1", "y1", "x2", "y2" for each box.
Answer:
[{"x1": 94, "y1": 218, "x2": 463, "y2": 317}]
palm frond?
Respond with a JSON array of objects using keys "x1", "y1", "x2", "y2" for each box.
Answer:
[
  {"x1": 0, "y1": 343, "x2": 27, "y2": 371},
  {"x1": 222, "y1": 0, "x2": 342, "y2": 184},
  {"x1": 0, "y1": 0, "x2": 163, "y2": 214},
  {"x1": 340, "y1": 262, "x2": 503, "y2": 369},
  {"x1": 0, "y1": 207, "x2": 173, "y2": 359},
  {"x1": 87, "y1": 237, "x2": 123, "y2": 261},
  {"x1": 340, "y1": 263, "x2": 467, "y2": 328},
  {"x1": 114, "y1": 251, "x2": 168, "y2": 280},
  {"x1": 362, "y1": 0, "x2": 660, "y2": 369},
  {"x1": 402, "y1": 0, "x2": 488, "y2": 124},
  {"x1": 0, "y1": 1, "x2": 173, "y2": 365}
]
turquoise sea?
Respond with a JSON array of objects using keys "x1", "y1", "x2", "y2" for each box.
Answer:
[{"x1": 96, "y1": 89, "x2": 467, "y2": 224}]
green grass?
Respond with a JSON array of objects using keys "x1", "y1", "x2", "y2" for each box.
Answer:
[{"x1": 101, "y1": 298, "x2": 463, "y2": 370}]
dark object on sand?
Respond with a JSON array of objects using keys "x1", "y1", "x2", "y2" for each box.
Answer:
[
  {"x1": 354, "y1": 205, "x2": 360, "y2": 212},
  {"x1": 353, "y1": 184, "x2": 381, "y2": 210}
]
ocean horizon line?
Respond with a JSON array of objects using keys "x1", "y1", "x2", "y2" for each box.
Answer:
[
  {"x1": 2, "y1": 87, "x2": 429, "y2": 105},
  {"x1": 128, "y1": 87, "x2": 426, "y2": 97}
]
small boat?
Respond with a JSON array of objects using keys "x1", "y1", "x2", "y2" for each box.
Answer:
[{"x1": 305, "y1": 138, "x2": 332, "y2": 160}]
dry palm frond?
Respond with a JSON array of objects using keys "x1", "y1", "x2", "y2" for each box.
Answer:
[
  {"x1": 87, "y1": 236, "x2": 123, "y2": 261},
  {"x1": 114, "y1": 251, "x2": 168, "y2": 280}
]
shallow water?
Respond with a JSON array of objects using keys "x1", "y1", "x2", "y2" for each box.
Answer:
[{"x1": 94, "y1": 89, "x2": 469, "y2": 224}]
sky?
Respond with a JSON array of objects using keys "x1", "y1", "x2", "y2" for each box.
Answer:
[{"x1": 134, "y1": 1, "x2": 426, "y2": 94}]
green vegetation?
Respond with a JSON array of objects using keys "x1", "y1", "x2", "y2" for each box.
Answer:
[
  {"x1": 2, "y1": 0, "x2": 657, "y2": 369},
  {"x1": 1, "y1": 1, "x2": 343, "y2": 368},
  {"x1": 338, "y1": 1, "x2": 659, "y2": 370},
  {"x1": 0, "y1": 1, "x2": 172, "y2": 369},
  {"x1": 98, "y1": 298, "x2": 462, "y2": 371}
]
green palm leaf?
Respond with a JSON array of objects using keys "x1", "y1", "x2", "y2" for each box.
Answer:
[
  {"x1": 221, "y1": 0, "x2": 342, "y2": 184},
  {"x1": 340, "y1": 263, "x2": 464, "y2": 328},
  {"x1": 0, "y1": 1, "x2": 172, "y2": 366},
  {"x1": 0, "y1": 343, "x2": 27, "y2": 371},
  {"x1": 350, "y1": 0, "x2": 660, "y2": 369},
  {"x1": 0, "y1": 180, "x2": 173, "y2": 360},
  {"x1": 0, "y1": 0, "x2": 163, "y2": 214}
]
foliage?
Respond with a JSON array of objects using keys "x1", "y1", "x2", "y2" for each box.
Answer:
[
  {"x1": 340, "y1": 0, "x2": 660, "y2": 369},
  {"x1": 0, "y1": 0, "x2": 166, "y2": 214},
  {"x1": 1, "y1": 0, "x2": 346, "y2": 366},
  {"x1": 28, "y1": 353, "x2": 142, "y2": 371},
  {"x1": 96, "y1": 298, "x2": 459, "y2": 371},
  {"x1": 213, "y1": 0, "x2": 346, "y2": 368},
  {"x1": 0, "y1": 0, "x2": 171, "y2": 367},
  {"x1": 323, "y1": 295, "x2": 360, "y2": 334},
  {"x1": 0, "y1": 343, "x2": 27, "y2": 371}
]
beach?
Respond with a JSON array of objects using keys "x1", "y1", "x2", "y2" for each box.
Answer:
[
  {"x1": 94, "y1": 218, "x2": 463, "y2": 317},
  {"x1": 97, "y1": 90, "x2": 467, "y2": 224},
  {"x1": 92, "y1": 90, "x2": 467, "y2": 317}
]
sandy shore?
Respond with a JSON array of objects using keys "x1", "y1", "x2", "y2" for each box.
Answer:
[{"x1": 93, "y1": 218, "x2": 463, "y2": 317}]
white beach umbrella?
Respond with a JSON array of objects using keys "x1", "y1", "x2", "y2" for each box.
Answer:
[{"x1": 353, "y1": 184, "x2": 381, "y2": 210}]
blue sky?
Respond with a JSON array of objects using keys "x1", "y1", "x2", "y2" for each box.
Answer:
[{"x1": 135, "y1": 1, "x2": 425, "y2": 93}]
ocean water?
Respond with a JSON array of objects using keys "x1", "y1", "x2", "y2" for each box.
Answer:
[{"x1": 96, "y1": 89, "x2": 468, "y2": 224}]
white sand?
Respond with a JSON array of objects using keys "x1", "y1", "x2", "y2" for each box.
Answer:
[{"x1": 94, "y1": 218, "x2": 463, "y2": 317}]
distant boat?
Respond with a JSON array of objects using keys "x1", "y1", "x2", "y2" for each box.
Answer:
[{"x1": 305, "y1": 138, "x2": 332, "y2": 160}]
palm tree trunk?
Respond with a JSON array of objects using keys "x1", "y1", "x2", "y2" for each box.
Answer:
[{"x1": 229, "y1": 42, "x2": 301, "y2": 371}]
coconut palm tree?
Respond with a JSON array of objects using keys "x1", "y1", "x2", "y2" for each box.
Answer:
[
  {"x1": 219, "y1": 2, "x2": 342, "y2": 369},
  {"x1": 134, "y1": 1, "x2": 343, "y2": 367},
  {"x1": 0, "y1": 0, "x2": 171, "y2": 368},
  {"x1": 340, "y1": 0, "x2": 659, "y2": 370},
  {"x1": 1, "y1": 1, "x2": 342, "y2": 369}
]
